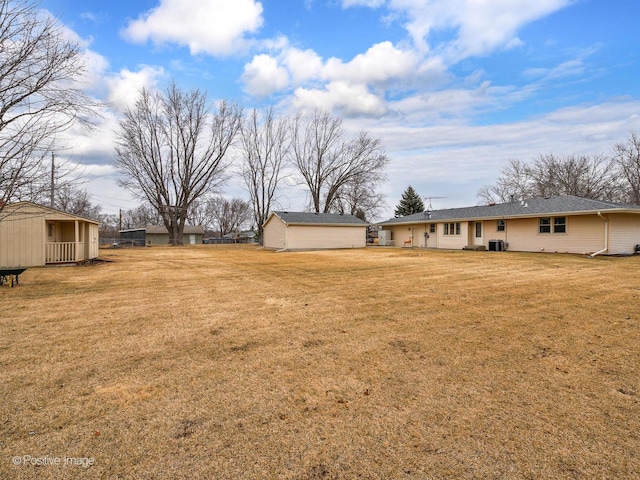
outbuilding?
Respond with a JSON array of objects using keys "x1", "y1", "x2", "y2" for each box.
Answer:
[
  {"x1": 0, "y1": 202, "x2": 100, "y2": 267},
  {"x1": 263, "y1": 211, "x2": 367, "y2": 250},
  {"x1": 119, "y1": 225, "x2": 204, "y2": 245}
]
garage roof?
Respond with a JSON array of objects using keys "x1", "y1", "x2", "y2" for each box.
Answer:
[{"x1": 270, "y1": 211, "x2": 367, "y2": 226}]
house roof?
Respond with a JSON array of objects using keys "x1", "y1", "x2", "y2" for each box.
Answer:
[
  {"x1": 267, "y1": 211, "x2": 368, "y2": 226},
  {"x1": 2, "y1": 201, "x2": 100, "y2": 224},
  {"x1": 378, "y1": 195, "x2": 640, "y2": 225},
  {"x1": 120, "y1": 225, "x2": 204, "y2": 234}
]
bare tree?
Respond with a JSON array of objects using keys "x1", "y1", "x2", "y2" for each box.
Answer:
[
  {"x1": 187, "y1": 197, "x2": 216, "y2": 232},
  {"x1": 208, "y1": 196, "x2": 251, "y2": 237},
  {"x1": 478, "y1": 159, "x2": 535, "y2": 204},
  {"x1": 0, "y1": 0, "x2": 99, "y2": 216},
  {"x1": 531, "y1": 154, "x2": 619, "y2": 201},
  {"x1": 121, "y1": 203, "x2": 162, "y2": 229},
  {"x1": 613, "y1": 132, "x2": 640, "y2": 204},
  {"x1": 54, "y1": 183, "x2": 101, "y2": 219},
  {"x1": 479, "y1": 154, "x2": 620, "y2": 204},
  {"x1": 240, "y1": 107, "x2": 290, "y2": 241},
  {"x1": 332, "y1": 175, "x2": 385, "y2": 221},
  {"x1": 98, "y1": 213, "x2": 119, "y2": 240},
  {"x1": 291, "y1": 111, "x2": 388, "y2": 214},
  {"x1": 114, "y1": 83, "x2": 242, "y2": 244}
]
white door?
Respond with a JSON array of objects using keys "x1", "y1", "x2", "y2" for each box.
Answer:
[
  {"x1": 474, "y1": 222, "x2": 483, "y2": 246},
  {"x1": 189, "y1": 234, "x2": 196, "y2": 245}
]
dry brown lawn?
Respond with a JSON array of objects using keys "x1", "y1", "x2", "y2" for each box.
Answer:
[{"x1": 1, "y1": 245, "x2": 639, "y2": 479}]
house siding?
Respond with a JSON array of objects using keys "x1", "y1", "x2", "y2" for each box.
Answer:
[
  {"x1": 438, "y1": 222, "x2": 468, "y2": 250},
  {"x1": 263, "y1": 216, "x2": 287, "y2": 250},
  {"x1": 609, "y1": 214, "x2": 640, "y2": 254},
  {"x1": 286, "y1": 225, "x2": 365, "y2": 250},
  {"x1": 503, "y1": 215, "x2": 604, "y2": 254},
  {"x1": 381, "y1": 214, "x2": 615, "y2": 254},
  {"x1": 387, "y1": 225, "x2": 411, "y2": 247},
  {"x1": 386, "y1": 222, "x2": 468, "y2": 249}
]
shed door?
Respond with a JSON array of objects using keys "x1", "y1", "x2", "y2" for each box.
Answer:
[{"x1": 189, "y1": 234, "x2": 196, "y2": 245}]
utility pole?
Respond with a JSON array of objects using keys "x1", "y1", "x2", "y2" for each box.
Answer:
[{"x1": 50, "y1": 152, "x2": 55, "y2": 208}]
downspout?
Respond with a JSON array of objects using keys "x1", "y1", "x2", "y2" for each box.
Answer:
[
  {"x1": 504, "y1": 217, "x2": 508, "y2": 251},
  {"x1": 590, "y1": 212, "x2": 608, "y2": 257}
]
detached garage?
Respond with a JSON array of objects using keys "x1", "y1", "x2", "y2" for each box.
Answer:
[{"x1": 263, "y1": 211, "x2": 367, "y2": 250}]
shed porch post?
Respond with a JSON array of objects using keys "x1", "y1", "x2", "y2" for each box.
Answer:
[{"x1": 75, "y1": 220, "x2": 79, "y2": 261}]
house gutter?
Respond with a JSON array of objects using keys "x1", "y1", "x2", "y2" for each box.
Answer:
[{"x1": 590, "y1": 212, "x2": 608, "y2": 257}]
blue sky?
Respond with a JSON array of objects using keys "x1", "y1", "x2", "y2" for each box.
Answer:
[{"x1": 39, "y1": 0, "x2": 640, "y2": 219}]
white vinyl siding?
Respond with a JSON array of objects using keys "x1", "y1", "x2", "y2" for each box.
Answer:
[
  {"x1": 506, "y1": 215, "x2": 604, "y2": 254},
  {"x1": 285, "y1": 225, "x2": 366, "y2": 249},
  {"x1": 379, "y1": 212, "x2": 640, "y2": 254},
  {"x1": 263, "y1": 215, "x2": 287, "y2": 249},
  {"x1": 609, "y1": 214, "x2": 640, "y2": 254},
  {"x1": 263, "y1": 215, "x2": 366, "y2": 250}
]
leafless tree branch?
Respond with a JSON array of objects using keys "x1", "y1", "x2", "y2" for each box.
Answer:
[{"x1": 114, "y1": 82, "x2": 242, "y2": 244}]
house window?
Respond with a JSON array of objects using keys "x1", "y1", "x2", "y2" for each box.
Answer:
[
  {"x1": 554, "y1": 217, "x2": 566, "y2": 233},
  {"x1": 497, "y1": 220, "x2": 505, "y2": 232},
  {"x1": 475, "y1": 222, "x2": 482, "y2": 238},
  {"x1": 540, "y1": 217, "x2": 566, "y2": 234},
  {"x1": 47, "y1": 223, "x2": 54, "y2": 237},
  {"x1": 429, "y1": 224, "x2": 436, "y2": 234},
  {"x1": 539, "y1": 218, "x2": 551, "y2": 234},
  {"x1": 444, "y1": 222, "x2": 461, "y2": 236}
]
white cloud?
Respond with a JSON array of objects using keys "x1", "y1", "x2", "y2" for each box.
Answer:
[
  {"x1": 122, "y1": 0, "x2": 264, "y2": 56},
  {"x1": 342, "y1": 0, "x2": 386, "y2": 7},
  {"x1": 384, "y1": 81, "x2": 543, "y2": 125},
  {"x1": 240, "y1": 40, "x2": 449, "y2": 117},
  {"x1": 292, "y1": 81, "x2": 388, "y2": 117},
  {"x1": 447, "y1": 0, "x2": 571, "y2": 59},
  {"x1": 242, "y1": 54, "x2": 290, "y2": 97},
  {"x1": 323, "y1": 41, "x2": 420, "y2": 86},
  {"x1": 106, "y1": 66, "x2": 166, "y2": 112},
  {"x1": 524, "y1": 59, "x2": 586, "y2": 81},
  {"x1": 78, "y1": 49, "x2": 110, "y2": 93},
  {"x1": 342, "y1": 0, "x2": 572, "y2": 61},
  {"x1": 283, "y1": 48, "x2": 324, "y2": 85}
]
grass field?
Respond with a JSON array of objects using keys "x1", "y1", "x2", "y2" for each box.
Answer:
[{"x1": 1, "y1": 245, "x2": 639, "y2": 479}]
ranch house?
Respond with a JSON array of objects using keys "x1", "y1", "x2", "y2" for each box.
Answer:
[{"x1": 378, "y1": 195, "x2": 640, "y2": 255}]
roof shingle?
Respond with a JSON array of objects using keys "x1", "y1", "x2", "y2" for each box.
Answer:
[
  {"x1": 271, "y1": 211, "x2": 367, "y2": 226},
  {"x1": 378, "y1": 195, "x2": 640, "y2": 225}
]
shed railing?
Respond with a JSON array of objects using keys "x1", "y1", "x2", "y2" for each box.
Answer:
[{"x1": 46, "y1": 242, "x2": 84, "y2": 263}]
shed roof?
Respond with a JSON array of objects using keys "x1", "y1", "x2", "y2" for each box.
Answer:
[
  {"x1": 378, "y1": 195, "x2": 640, "y2": 225},
  {"x1": 1, "y1": 201, "x2": 100, "y2": 224},
  {"x1": 268, "y1": 211, "x2": 368, "y2": 226}
]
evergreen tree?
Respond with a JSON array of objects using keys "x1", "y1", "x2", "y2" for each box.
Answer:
[{"x1": 394, "y1": 186, "x2": 425, "y2": 217}]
